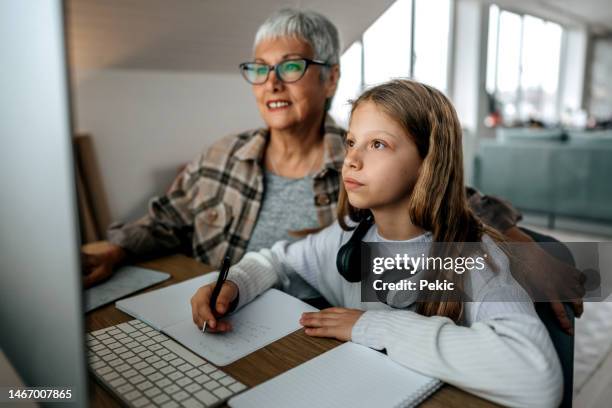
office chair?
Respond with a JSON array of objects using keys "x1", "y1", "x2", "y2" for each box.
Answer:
[{"x1": 519, "y1": 227, "x2": 576, "y2": 408}]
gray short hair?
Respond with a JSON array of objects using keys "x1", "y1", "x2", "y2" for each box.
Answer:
[{"x1": 254, "y1": 8, "x2": 341, "y2": 80}]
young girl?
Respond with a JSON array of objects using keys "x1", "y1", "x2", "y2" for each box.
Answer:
[{"x1": 190, "y1": 80, "x2": 562, "y2": 407}]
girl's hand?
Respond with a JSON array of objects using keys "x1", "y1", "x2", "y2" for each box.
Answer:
[
  {"x1": 190, "y1": 281, "x2": 239, "y2": 333},
  {"x1": 300, "y1": 307, "x2": 364, "y2": 341}
]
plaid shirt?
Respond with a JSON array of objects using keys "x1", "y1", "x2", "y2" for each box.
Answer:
[{"x1": 109, "y1": 116, "x2": 521, "y2": 269}]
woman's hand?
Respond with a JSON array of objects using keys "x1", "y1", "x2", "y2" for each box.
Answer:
[
  {"x1": 300, "y1": 307, "x2": 364, "y2": 341},
  {"x1": 81, "y1": 241, "x2": 126, "y2": 288},
  {"x1": 190, "y1": 281, "x2": 239, "y2": 333}
]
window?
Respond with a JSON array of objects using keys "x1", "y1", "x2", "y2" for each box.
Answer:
[
  {"x1": 486, "y1": 5, "x2": 563, "y2": 123},
  {"x1": 330, "y1": 0, "x2": 453, "y2": 125}
]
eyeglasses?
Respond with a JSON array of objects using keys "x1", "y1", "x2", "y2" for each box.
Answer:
[{"x1": 239, "y1": 58, "x2": 330, "y2": 85}]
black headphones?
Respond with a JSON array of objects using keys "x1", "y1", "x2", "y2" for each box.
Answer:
[{"x1": 336, "y1": 215, "x2": 375, "y2": 282}]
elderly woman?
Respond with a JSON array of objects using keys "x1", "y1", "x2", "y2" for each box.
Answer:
[
  {"x1": 83, "y1": 10, "x2": 344, "y2": 294},
  {"x1": 82, "y1": 9, "x2": 581, "y2": 330}
]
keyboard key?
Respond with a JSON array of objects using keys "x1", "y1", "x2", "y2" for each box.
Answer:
[
  {"x1": 128, "y1": 374, "x2": 145, "y2": 385},
  {"x1": 145, "y1": 355, "x2": 161, "y2": 364},
  {"x1": 172, "y1": 390, "x2": 189, "y2": 402},
  {"x1": 120, "y1": 351, "x2": 135, "y2": 360},
  {"x1": 219, "y1": 376, "x2": 235, "y2": 386},
  {"x1": 95, "y1": 333, "x2": 110, "y2": 340},
  {"x1": 124, "y1": 389, "x2": 141, "y2": 401},
  {"x1": 161, "y1": 365, "x2": 176, "y2": 375},
  {"x1": 153, "y1": 393, "x2": 171, "y2": 404},
  {"x1": 142, "y1": 339, "x2": 155, "y2": 347},
  {"x1": 126, "y1": 356, "x2": 141, "y2": 365},
  {"x1": 140, "y1": 366, "x2": 155, "y2": 376},
  {"x1": 101, "y1": 338, "x2": 116, "y2": 345},
  {"x1": 117, "y1": 383, "x2": 134, "y2": 394},
  {"x1": 148, "y1": 372, "x2": 163, "y2": 382},
  {"x1": 102, "y1": 353, "x2": 118, "y2": 362},
  {"x1": 133, "y1": 361, "x2": 148, "y2": 371},
  {"x1": 168, "y1": 371, "x2": 184, "y2": 381},
  {"x1": 115, "y1": 363, "x2": 130, "y2": 373},
  {"x1": 91, "y1": 344, "x2": 105, "y2": 352},
  {"x1": 102, "y1": 371, "x2": 119, "y2": 381},
  {"x1": 194, "y1": 389, "x2": 218, "y2": 406},
  {"x1": 119, "y1": 337, "x2": 132, "y2": 344},
  {"x1": 136, "y1": 380, "x2": 153, "y2": 391},
  {"x1": 144, "y1": 386, "x2": 161, "y2": 398},
  {"x1": 109, "y1": 377, "x2": 126, "y2": 387},
  {"x1": 181, "y1": 398, "x2": 204, "y2": 408},
  {"x1": 96, "y1": 366, "x2": 112, "y2": 375},
  {"x1": 125, "y1": 341, "x2": 138, "y2": 348},
  {"x1": 203, "y1": 380, "x2": 219, "y2": 391},
  {"x1": 123, "y1": 369, "x2": 138, "y2": 379},
  {"x1": 141, "y1": 326, "x2": 154, "y2": 333},
  {"x1": 108, "y1": 329, "x2": 121, "y2": 336},
  {"x1": 186, "y1": 368, "x2": 201, "y2": 377},
  {"x1": 153, "y1": 360, "x2": 168, "y2": 369},
  {"x1": 178, "y1": 363, "x2": 193, "y2": 372},
  {"x1": 140, "y1": 350, "x2": 153, "y2": 358},
  {"x1": 133, "y1": 396, "x2": 149, "y2": 407},
  {"x1": 164, "y1": 384, "x2": 180, "y2": 395},
  {"x1": 229, "y1": 382, "x2": 246, "y2": 393},
  {"x1": 108, "y1": 359, "x2": 123, "y2": 367},
  {"x1": 213, "y1": 386, "x2": 232, "y2": 400},
  {"x1": 89, "y1": 355, "x2": 101, "y2": 363},
  {"x1": 107, "y1": 342, "x2": 121, "y2": 350},
  {"x1": 170, "y1": 358, "x2": 185, "y2": 367},
  {"x1": 132, "y1": 346, "x2": 146, "y2": 354},
  {"x1": 115, "y1": 332, "x2": 127, "y2": 339},
  {"x1": 149, "y1": 343, "x2": 162, "y2": 351},
  {"x1": 156, "y1": 348, "x2": 170, "y2": 356},
  {"x1": 176, "y1": 377, "x2": 192, "y2": 387},
  {"x1": 97, "y1": 348, "x2": 111, "y2": 357},
  {"x1": 162, "y1": 340, "x2": 206, "y2": 367},
  {"x1": 156, "y1": 378, "x2": 171, "y2": 388},
  {"x1": 134, "y1": 335, "x2": 148, "y2": 343},
  {"x1": 163, "y1": 353, "x2": 177, "y2": 362},
  {"x1": 210, "y1": 371, "x2": 224, "y2": 380},
  {"x1": 194, "y1": 374, "x2": 210, "y2": 384},
  {"x1": 184, "y1": 383, "x2": 202, "y2": 394},
  {"x1": 114, "y1": 346, "x2": 128, "y2": 355},
  {"x1": 200, "y1": 364, "x2": 215, "y2": 374}
]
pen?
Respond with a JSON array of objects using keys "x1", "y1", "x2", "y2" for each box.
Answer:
[{"x1": 203, "y1": 256, "x2": 231, "y2": 333}]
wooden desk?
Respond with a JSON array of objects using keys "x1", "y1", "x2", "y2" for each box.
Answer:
[{"x1": 86, "y1": 254, "x2": 498, "y2": 407}]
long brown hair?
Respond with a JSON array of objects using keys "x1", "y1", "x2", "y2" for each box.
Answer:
[{"x1": 338, "y1": 79, "x2": 501, "y2": 322}]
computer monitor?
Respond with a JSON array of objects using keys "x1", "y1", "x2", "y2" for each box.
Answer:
[{"x1": 0, "y1": 1, "x2": 88, "y2": 406}]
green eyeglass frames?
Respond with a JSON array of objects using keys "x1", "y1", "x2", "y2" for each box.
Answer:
[{"x1": 239, "y1": 58, "x2": 330, "y2": 85}]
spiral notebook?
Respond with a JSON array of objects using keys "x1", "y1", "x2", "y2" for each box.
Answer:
[{"x1": 228, "y1": 342, "x2": 441, "y2": 408}]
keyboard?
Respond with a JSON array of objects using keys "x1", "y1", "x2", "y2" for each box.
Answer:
[{"x1": 87, "y1": 319, "x2": 247, "y2": 407}]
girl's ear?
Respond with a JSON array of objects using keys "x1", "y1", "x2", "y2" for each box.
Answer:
[{"x1": 325, "y1": 64, "x2": 340, "y2": 98}]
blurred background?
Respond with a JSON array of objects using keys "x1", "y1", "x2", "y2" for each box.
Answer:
[{"x1": 67, "y1": 0, "x2": 612, "y2": 242}]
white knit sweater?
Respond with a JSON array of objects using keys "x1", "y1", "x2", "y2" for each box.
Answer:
[{"x1": 227, "y1": 221, "x2": 563, "y2": 407}]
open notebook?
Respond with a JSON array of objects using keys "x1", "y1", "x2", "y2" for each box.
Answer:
[
  {"x1": 228, "y1": 342, "x2": 442, "y2": 408},
  {"x1": 115, "y1": 274, "x2": 317, "y2": 366}
]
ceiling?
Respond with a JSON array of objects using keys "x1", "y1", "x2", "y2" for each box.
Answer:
[
  {"x1": 66, "y1": 0, "x2": 611, "y2": 73},
  {"x1": 66, "y1": 0, "x2": 394, "y2": 72}
]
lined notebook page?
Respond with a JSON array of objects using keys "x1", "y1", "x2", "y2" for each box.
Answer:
[
  {"x1": 162, "y1": 289, "x2": 317, "y2": 366},
  {"x1": 228, "y1": 342, "x2": 441, "y2": 408}
]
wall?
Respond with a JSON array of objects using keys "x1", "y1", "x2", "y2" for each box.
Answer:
[{"x1": 72, "y1": 69, "x2": 263, "y2": 224}]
